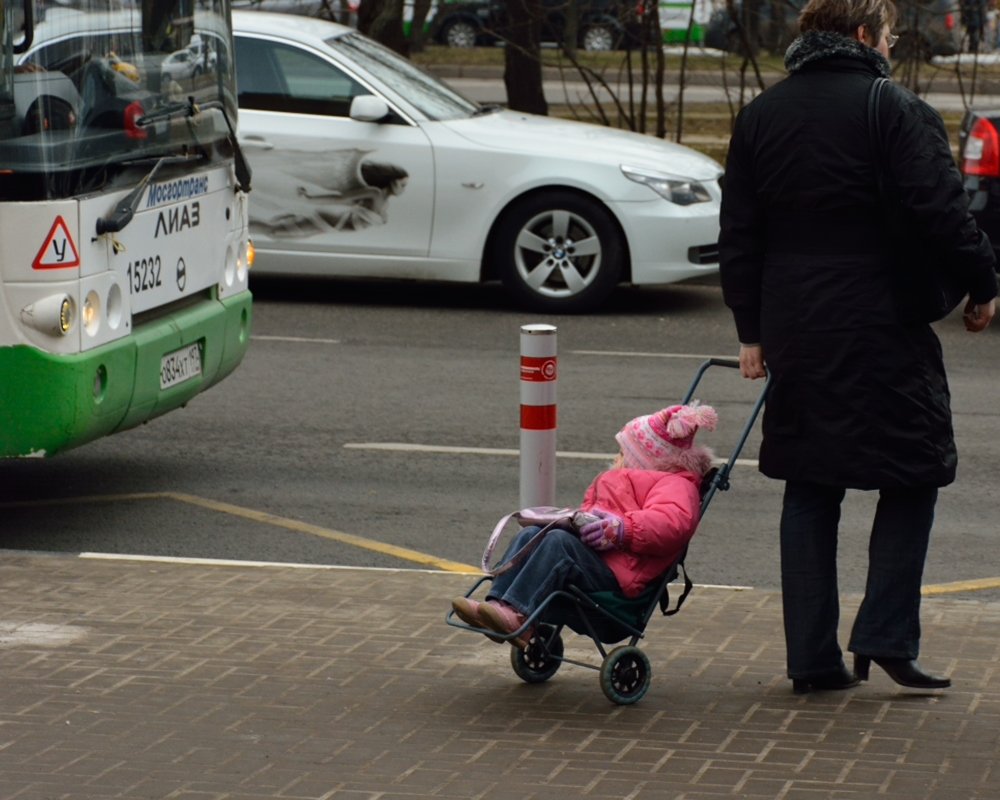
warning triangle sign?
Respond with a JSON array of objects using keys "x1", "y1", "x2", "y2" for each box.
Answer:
[{"x1": 33, "y1": 216, "x2": 81, "y2": 270}]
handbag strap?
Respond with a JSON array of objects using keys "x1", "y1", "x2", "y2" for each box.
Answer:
[
  {"x1": 867, "y1": 77, "x2": 889, "y2": 197},
  {"x1": 480, "y1": 511, "x2": 574, "y2": 576}
]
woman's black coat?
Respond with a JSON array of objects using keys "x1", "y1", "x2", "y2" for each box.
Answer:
[{"x1": 719, "y1": 32, "x2": 998, "y2": 489}]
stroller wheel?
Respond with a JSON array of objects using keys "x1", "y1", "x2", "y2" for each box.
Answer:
[
  {"x1": 600, "y1": 645, "x2": 651, "y2": 705},
  {"x1": 510, "y1": 625, "x2": 563, "y2": 684}
]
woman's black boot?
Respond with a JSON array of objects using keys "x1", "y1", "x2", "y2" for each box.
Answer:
[
  {"x1": 853, "y1": 655, "x2": 951, "y2": 689},
  {"x1": 791, "y1": 664, "x2": 861, "y2": 695}
]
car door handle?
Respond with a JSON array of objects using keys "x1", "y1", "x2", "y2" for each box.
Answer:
[{"x1": 240, "y1": 135, "x2": 274, "y2": 151}]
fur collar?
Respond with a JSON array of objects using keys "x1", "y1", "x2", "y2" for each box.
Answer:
[{"x1": 784, "y1": 30, "x2": 891, "y2": 77}]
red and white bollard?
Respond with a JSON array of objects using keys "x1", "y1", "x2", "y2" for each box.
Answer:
[{"x1": 519, "y1": 324, "x2": 557, "y2": 507}]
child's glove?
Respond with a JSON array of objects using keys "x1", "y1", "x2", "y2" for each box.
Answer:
[{"x1": 578, "y1": 510, "x2": 625, "y2": 551}]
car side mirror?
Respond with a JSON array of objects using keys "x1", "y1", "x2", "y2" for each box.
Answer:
[{"x1": 349, "y1": 95, "x2": 390, "y2": 123}]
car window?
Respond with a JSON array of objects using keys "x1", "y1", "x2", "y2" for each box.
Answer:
[
  {"x1": 23, "y1": 30, "x2": 142, "y2": 77},
  {"x1": 328, "y1": 32, "x2": 478, "y2": 121},
  {"x1": 235, "y1": 35, "x2": 365, "y2": 117}
]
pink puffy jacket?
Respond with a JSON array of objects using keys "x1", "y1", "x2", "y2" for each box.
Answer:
[{"x1": 580, "y1": 468, "x2": 702, "y2": 598}]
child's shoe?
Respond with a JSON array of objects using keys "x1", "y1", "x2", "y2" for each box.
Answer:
[
  {"x1": 451, "y1": 597, "x2": 502, "y2": 643},
  {"x1": 451, "y1": 596, "x2": 482, "y2": 626},
  {"x1": 478, "y1": 600, "x2": 532, "y2": 649}
]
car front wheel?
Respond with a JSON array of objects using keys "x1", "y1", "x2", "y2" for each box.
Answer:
[
  {"x1": 494, "y1": 192, "x2": 624, "y2": 313},
  {"x1": 442, "y1": 20, "x2": 479, "y2": 48}
]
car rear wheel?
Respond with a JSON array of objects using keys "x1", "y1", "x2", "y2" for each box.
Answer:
[
  {"x1": 582, "y1": 23, "x2": 616, "y2": 51},
  {"x1": 442, "y1": 19, "x2": 479, "y2": 48},
  {"x1": 494, "y1": 191, "x2": 624, "y2": 313}
]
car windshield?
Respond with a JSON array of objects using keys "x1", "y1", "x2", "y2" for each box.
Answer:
[
  {"x1": 327, "y1": 32, "x2": 479, "y2": 121},
  {"x1": 0, "y1": 1, "x2": 238, "y2": 201}
]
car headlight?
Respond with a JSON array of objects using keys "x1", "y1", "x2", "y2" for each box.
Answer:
[{"x1": 621, "y1": 164, "x2": 714, "y2": 205}]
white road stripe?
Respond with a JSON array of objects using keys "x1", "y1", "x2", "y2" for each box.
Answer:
[
  {"x1": 78, "y1": 552, "x2": 448, "y2": 573},
  {"x1": 343, "y1": 442, "x2": 758, "y2": 468},
  {"x1": 251, "y1": 335, "x2": 341, "y2": 344},
  {"x1": 571, "y1": 350, "x2": 735, "y2": 360},
  {"x1": 77, "y1": 552, "x2": 754, "y2": 588},
  {"x1": 344, "y1": 442, "x2": 605, "y2": 459}
]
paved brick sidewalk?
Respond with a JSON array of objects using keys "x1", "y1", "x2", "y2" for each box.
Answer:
[{"x1": 0, "y1": 551, "x2": 997, "y2": 799}]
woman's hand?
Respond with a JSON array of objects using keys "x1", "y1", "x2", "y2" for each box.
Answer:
[
  {"x1": 739, "y1": 344, "x2": 767, "y2": 379},
  {"x1": 963, "y1": 297, "x2": 996, "y2": 332}
]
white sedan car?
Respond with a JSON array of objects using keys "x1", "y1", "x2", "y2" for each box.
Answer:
[{"x1": 233, "y1": 11, "x2": 723, "y2": 312}]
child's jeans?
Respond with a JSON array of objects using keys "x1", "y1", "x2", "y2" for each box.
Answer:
[{"x1": 487, "y1": 526, "x2": 620, "y2": 618}]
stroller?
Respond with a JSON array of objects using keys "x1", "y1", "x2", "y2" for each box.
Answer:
[{"x1": 445, "y1": 358, "x2": 769, "y2": 705}]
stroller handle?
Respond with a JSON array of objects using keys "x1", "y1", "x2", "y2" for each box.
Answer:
[{"x1": 684, "y1": 358, "x2": 771, "y2": 516}]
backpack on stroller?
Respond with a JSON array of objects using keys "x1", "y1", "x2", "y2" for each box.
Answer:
[{"x1": 445, "y1": 358, "x2": 769, "y2": 705}]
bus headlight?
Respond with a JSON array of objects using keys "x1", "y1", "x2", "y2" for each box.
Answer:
[
  {"x1": 83, "y1": 290, "x2": 101, "y2": 336},
  {"x1": 21, "y1": 293, "x2": 75, "y2": 336},
  {"x1": 106, "y1": 283, "x2": 123, "y2": 331}
]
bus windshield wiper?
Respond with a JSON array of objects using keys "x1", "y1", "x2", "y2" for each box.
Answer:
[
  {"x1": 97, "y1": 98, "x2": 252, "y2": 237},
  {"x1": 197, "y1": 99, "x2": 252, "y2": 193},
  {"x1": 139, "y1": 97, "x2": 250, "y2": 193},
  {"x1": 136, "y1": 96, "x2": 198, "y2": 127},
  {"x1": 95, "y1": 154, "x2": 195, "y2": 236}
]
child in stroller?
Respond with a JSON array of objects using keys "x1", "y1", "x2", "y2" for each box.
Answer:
[{"x1": 451, "y1": 402, "x2": 718, "y2": 652}]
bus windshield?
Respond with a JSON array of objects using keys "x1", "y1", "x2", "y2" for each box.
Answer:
[{"x1": 1, "y1": 1, "x2": 237, "y2": 201}]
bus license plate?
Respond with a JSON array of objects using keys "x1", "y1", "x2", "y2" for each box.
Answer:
[{"x1": 160, "y1": 344, "x2": 202, "y2": 390}]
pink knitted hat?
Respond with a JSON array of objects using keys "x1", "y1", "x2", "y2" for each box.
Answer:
[{"x1": 615, "y1": 403, "x2": 718, "y2": 475}]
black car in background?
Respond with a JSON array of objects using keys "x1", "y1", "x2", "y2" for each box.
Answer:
[
  {"x1": 959, "y1": 110, "x2": 1000, "y2": 263},
  {"x1": 704, "y1": 0, "x2": 961, "y2": 59},
  {"x1": 429, "y1": 0, "x2": 637, "y2": 50}
]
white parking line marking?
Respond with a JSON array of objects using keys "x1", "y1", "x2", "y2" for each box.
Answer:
[
  {"x1": 78, "y1": 552, "x2": 451, "y2": 574},
  {"x1": 10, "y1": 499, "x2": 997, "y2": 595},
  {"x1": 77, "y1": 552, "x2": 756, "y2": 588},
  {"x1": 343, "y1": 442, "x2": 759, "y2": 468},
  {"x1": 251, "y1": 335, "x2": 341, "y2": 344},
  {"x1": 344, "y1": 442, "x2": 610, "y2": 459},
  {"x1": 572, "y1": 350, "x2": 735, "y2": 360}
]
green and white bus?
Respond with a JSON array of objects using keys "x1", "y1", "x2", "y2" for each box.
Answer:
[{"x1": 1, "y1": 0, "x2": 253, "y2": 457}]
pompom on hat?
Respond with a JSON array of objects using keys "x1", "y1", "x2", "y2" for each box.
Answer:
[{"x1": 615, "y1": 403, "x2": 718, "y2": 475}]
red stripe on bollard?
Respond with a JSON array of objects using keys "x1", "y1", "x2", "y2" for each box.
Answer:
[{"x1": 520, "y1": 405, "x2": 557, "y2": 430}]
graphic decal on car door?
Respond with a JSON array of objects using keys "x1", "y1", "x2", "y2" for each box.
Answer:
[{"x1": 249, "y1": 147, "x2": 409, "y2": 238}]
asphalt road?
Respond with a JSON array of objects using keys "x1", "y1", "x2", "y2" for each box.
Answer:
[
  {"x1": 445, "y1": 75, "x2": 1000, "y2": 113},
  {"x1": 2, "y1": 275, "x2": 998, "y2": 602}
]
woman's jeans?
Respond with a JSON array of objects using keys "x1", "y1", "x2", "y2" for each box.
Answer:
[
  {"x1": 487, "y1": 526, "x2": 620, "y2": 618},
  {"x1": 780, "y1": 480, "x2": 937, "y2": 679}
]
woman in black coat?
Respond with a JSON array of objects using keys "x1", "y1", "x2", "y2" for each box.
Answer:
[{"x1": 719, "y1": 0, "x2": 997, "y2": 694}]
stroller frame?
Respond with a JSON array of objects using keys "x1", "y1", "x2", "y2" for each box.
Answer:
[{"x1": 446, "y1": 358, "x2": 770, "y2": 704}]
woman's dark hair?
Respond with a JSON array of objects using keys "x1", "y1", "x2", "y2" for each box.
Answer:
[
  {"x1": 799, "y1": 0, "x2": 897, "y2": 41},
  {"x1": 360, "y1": 161, "x2": 408, "y2": 188}
]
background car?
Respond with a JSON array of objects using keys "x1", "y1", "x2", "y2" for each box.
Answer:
[
  {"x1": 16, "y1": 10, "x2": 156, "y2": 139},
  {"x1": 703, "y1": 0, "x2": 961, "y2": 59},
  {"x1": 160, "y1": 47, "x2": 203, "y2": 86},
  {"x1": 959, "y1": 108, "x2": 1000, "y2": 263},
  {"x1": 232, "y1": 11, "x2": 722, "y2": 312},
  {"x1": 428, "y1": 0, "x2": 637, "y2": 51},
  {"x1": 232, "y1": 0, "x2": 357, "y2": 18}
]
